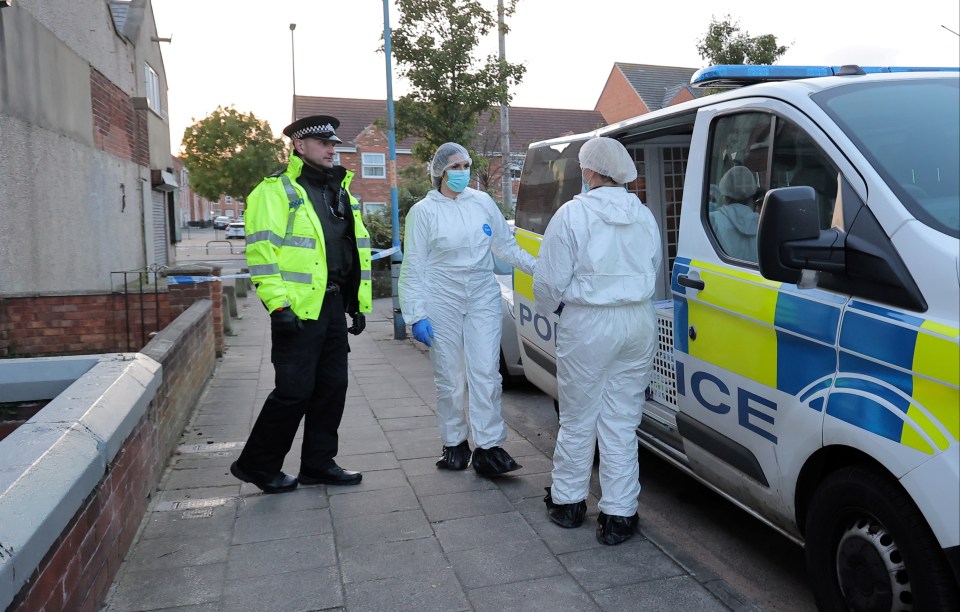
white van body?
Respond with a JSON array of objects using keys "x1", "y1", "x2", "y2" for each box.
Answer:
[{"x1": 512, "y1": 67, "x2": 959, "y2": 609}]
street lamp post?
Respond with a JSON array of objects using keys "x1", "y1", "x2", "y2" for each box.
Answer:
[
  {"x1": 289, "y1": 23, "x2": 297, "y2": 121},
  {"x1": 382, "y1": 1, "x2": 406, "y2": 340}
]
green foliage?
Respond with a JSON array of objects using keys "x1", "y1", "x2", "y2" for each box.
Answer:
[
  {"x1": 391, "y1": 0, "x2": 526, "y2": 163},
  {"x1": 696, "y1": 15, "x2": 789, "y2": 65},
  {"x1": 180, "y1": 106, "x2": 285, "y2": 202},
  {"x1": 397, "y1": 164, "x2": 433, "y2": 221},
  {"x1": 362, "y1": 210, "x2": 394, "y2": 250}
]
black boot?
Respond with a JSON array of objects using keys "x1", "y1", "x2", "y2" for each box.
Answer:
[
  {"x1": 596, "y1": 511, "x2": 639, "y2": 545},
  {"x1": 436, "y1": 440, "x2": 472, "y2": 470},
  {"x1": 543, "y1": 487, "x2": 586, "y2": 528},
  {"x1": 471, "y1": 446, "x2": 521, "y2": 475}
]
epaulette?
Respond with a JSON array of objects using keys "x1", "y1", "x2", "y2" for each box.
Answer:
[{"x1": 267, "y1": 167, "x2": 287, "y2": 178}]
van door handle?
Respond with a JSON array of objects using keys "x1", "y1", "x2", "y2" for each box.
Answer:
[{"x1": 677, "y1": 274, "x2": 705, "y2": 290}]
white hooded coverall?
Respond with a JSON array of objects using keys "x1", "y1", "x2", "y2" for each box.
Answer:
[
  {"x1": 533, "y1": 186, "x2": 661, "y2": 517},
  {"x1": 709, "y1": 203, "x2": 760, "y2": 262},
  {"x1": 399, "y1": 187, "x2": 536, "y2": 448}
]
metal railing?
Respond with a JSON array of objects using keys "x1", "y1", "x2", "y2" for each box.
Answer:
[{"x1": 110, "y1": 265, "x2": 165, "y2": 352}]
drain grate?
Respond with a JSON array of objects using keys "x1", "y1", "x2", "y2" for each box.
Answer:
[
  {"x1": 154, "y1": 497, "x2": 234, "y2": 512},
  {"x1": 176, "y1": 441, "x2": 244, "y2": 454}
]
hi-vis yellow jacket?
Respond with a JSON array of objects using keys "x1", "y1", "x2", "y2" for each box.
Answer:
[{"x1": 245, "y1": 155, "x2": 372, "y2": 319}]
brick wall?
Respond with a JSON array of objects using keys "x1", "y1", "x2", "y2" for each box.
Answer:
[
  {"x1": 7, "y1": 301, "x2": 216, "y2": 612},
  {"x1": 595, "y1": 68, "x2": 650, "y2": 125},
  {"x1": 90, "y1": 69, "x2": 137, "y2": 163},
  {"x1": 345, "y1": 128, "x2": 420, "y2": 209},
  {"x1": 0, "y1": 268, "x2": 224, "y2": 358}
]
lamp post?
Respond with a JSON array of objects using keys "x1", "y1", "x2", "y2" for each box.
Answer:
[
  {"x1": 289, "y1": 23, "x2": 297, "y2": 121},
  {"x1": 382, "y1": 0, "x2": 406, "y2": 340}
]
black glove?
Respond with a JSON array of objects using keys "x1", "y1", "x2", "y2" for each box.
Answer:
[
  {"x1": 348, "y1": 312, "x2": 366, "y2": 335},
  {"x1": 270, "y1": 307, "x2": 302, "y2": 334}
]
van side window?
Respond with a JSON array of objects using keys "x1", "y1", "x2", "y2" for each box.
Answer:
[
  {"x1": 706, "y1": 113, "x2": 840, "y2": 262},
  {"x1": 515, "y1": 140, "x2": 587, "y2": 234},
  {"x1": 706, "y1": 114, "x2": 767, "y2": 262}
]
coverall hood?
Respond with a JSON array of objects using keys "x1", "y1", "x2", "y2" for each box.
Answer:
[{"x1": 575, "y1": 187, "x2": 646, "y2": 226}]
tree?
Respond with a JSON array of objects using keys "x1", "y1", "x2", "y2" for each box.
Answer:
[
  {"x1": 390, "y1": 0, "x2": 525, "y2": 163},
  {"x1": 696, "y1": 15, "x2": 789, "y2": 65},
  {"x1": 180, "y1": 106, "x2": 285, "y2": 202}
]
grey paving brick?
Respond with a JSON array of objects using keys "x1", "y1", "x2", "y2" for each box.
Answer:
[
  {"x1": 494, "y1": 469, "x2": 554, "y2": 501},
  {"x1": 559, "y1": 538, "x2": 686, "y2": 592},
  {"x1": 501, "y1": 436, "x2": 546, "y2": 458},
  {"x1": 377, "y1": 415, "x2": 437, "y2": 431},
  {"x1": 319, "y1": 467, "x2": 407, "y2": 496},
  {"x1": 121, "y1": 534, "x2": 229, "y2": 572},
  {"x1": 327, "y1": 451, "x2": 401, "y2": 472},
  {"x1": 433, "y1": 511, "x2": 539, "y2": 553},
  {"x1": 468, "y1": 574, "x2": 601, "y2": 611},
  {"x1": 163, "y1": 465, "x2": 238, "y2": 490},
  {"x1": 383, "y1": 426, "x2": 441, "y2": 449},
  {"x1": 408, "y1": 469, "x2": 499, "y2": 497},
  {"x1": 529, "y1": 510, "x2": 608, "y2": 555},
  {"x1": 328, "y1": 484, "x2": 420, "y2": 518},
  {"x1": 334, "y1": 508, "x2": 434, "y2": 548},
  {"x1": 390, "y1": 438, "x2": 438, "y2": 460},
  {"x1": 593, "y1": 575, "x2": 730, "y2": 611},
  {"x1": 362, "y1": 382, "x2": 420, "y2": 400},
  {"x1": 337, "y1": 425, "x2": 393, "y2": 455},
  {"x1": 343, "y1": 568, "x2": 469, "y2": 612},
  {"x1": 399, "y1": 456, "x2": 444, "y2": 476},
  {"x1": 420, "y1": 488, "x2": 514, "y2": 522},
  {"x1": 506, "y1": 453, "x2": 555, "y2": 476},
  {"x1": 232, "y1": 507, "x2": 332, "y2": 545},
  {"x1": 338, "y1": 537, "x2": 451, "y2": 584},
  {"x1": 106, "y1": 564, "x2": 225, "y2": 610},
  {"x1": 171, "y1": 453, "x2": 237, "y2": 470},
  {"x1": 221, "y1": 566, "x2": 343, "y2": 612},
  {"x1": 236, "y1": 487, "x2": 328, "y2": 516},
  {"x1": 447, "y1": 538, "x2": 565, "y2": 589},
  {"x1": 226, "y1": 533, "x2": 337, "y2": 579}
]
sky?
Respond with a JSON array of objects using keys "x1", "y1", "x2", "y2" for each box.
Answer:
[{"x1": 152, "y1": 0, "x2": 960, "y2": 155}]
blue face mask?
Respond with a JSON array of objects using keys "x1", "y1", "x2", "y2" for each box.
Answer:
[
  {"x1": 445, "y1": 169, "x2": 470, "y2": 193},
  {"x1": 581, "y1": 171, "x2": 590, "y2": 193}
]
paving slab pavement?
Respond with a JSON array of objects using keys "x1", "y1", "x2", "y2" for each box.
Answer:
[{"x1": 102, "y1": 290, "x2": 753, "y2": 611}]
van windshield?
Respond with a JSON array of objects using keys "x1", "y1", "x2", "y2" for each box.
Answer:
[{"x1": 813, "y1": 78, "x2": 960, "y2": 238}]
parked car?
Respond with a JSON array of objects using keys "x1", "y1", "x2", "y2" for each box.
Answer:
[
  {"x1": 213, "y1": 215, "x2": 230, "y2": 230},
  {"x1": 224, "y1": 222, "x2": 245, "y2": 239},
  {"x1": 496, "y1": 269, "x2": 524, "y2": 385},
  {"x1": 495, "y1": 220, "x2": 525, "y2": 385}
]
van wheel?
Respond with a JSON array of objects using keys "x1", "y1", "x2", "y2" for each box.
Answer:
[{"x1": 805, "y1": 466, "x2": 959, "y2": 611}]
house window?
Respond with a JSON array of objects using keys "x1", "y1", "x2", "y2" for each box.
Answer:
[
  {"x1": 333, "y1": 152, "x2": 341, "y2": 166},
  {"x1": 144, "y1": 63, "x2": 162, "y2": 113},
  {"x1": 363, "y1": 201, "x2": 386, "y2": 215},
  {"x1": 362, "y1": 153, "x2": 386, "y2": 179},
  {"x1": 509, "y1": 153, "x2": 526, "y2": 180}
]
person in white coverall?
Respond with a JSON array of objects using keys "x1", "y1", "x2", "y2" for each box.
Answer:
[
  {"x1": 709, "y1": 165, "x2": 760, "y2": 262},
  {"x1": 533, "y1": 137, "x2": 662, "y2": 545},
  {"x1": 398, "y1": 142, "x2": 537, "y2": 475}
]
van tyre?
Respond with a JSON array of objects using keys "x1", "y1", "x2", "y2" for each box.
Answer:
[{"x1": 805, "y1": 466, "x2": 959, "y2": 612}]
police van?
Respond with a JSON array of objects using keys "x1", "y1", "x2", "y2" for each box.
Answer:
[{"x1": 511, "y1": 65, "x2": 959, "y2": 609}]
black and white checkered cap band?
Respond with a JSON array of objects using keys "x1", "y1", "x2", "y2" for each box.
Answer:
[{"x1": 292, "y1": 124, "x2": 337, "y2": 139}]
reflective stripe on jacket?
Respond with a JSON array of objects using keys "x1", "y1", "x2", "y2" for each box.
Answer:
[{"x1": 245, "y1": 155, "x2": 372, "y2": 319}]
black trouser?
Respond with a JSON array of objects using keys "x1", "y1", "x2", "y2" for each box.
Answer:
[{"x1": 238, "y1": 289, "x2": 349, "y2": 476}]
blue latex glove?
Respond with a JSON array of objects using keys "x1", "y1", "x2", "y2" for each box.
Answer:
[{"x1": 412, "y1": 319, "x2": 434, "y2": 347}]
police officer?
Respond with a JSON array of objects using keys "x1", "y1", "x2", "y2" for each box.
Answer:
[{"x1": 230, "y1": 115, "x2": 372, "y2": 493}]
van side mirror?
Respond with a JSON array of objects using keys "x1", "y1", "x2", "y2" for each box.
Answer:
[{"x1": 757, "y1": 186, "x2": 845, "y2": 283}]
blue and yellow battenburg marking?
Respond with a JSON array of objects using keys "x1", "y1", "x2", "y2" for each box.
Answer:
[{"x1": 672, "y1": 257, "x2": 959, "y2": 454}]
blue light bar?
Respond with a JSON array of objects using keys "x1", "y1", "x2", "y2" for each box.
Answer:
[{"x1": 690, "y1": 64, "x2": 960, "y2": 88}]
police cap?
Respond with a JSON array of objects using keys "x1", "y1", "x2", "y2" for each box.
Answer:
[{"x1": 283, "y1": 115, "x2": 342, "y2": 143}]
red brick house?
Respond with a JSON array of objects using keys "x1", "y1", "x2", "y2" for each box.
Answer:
[
  {"x1": 293, "y1": 95, "x2": 606, "y2": 213},
  {"x1": 595, "y1": 63, "x2": 703, "y2": 124},
  {"x1": 292, "y1": 64, "x2": 703, "y2": 215}
]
